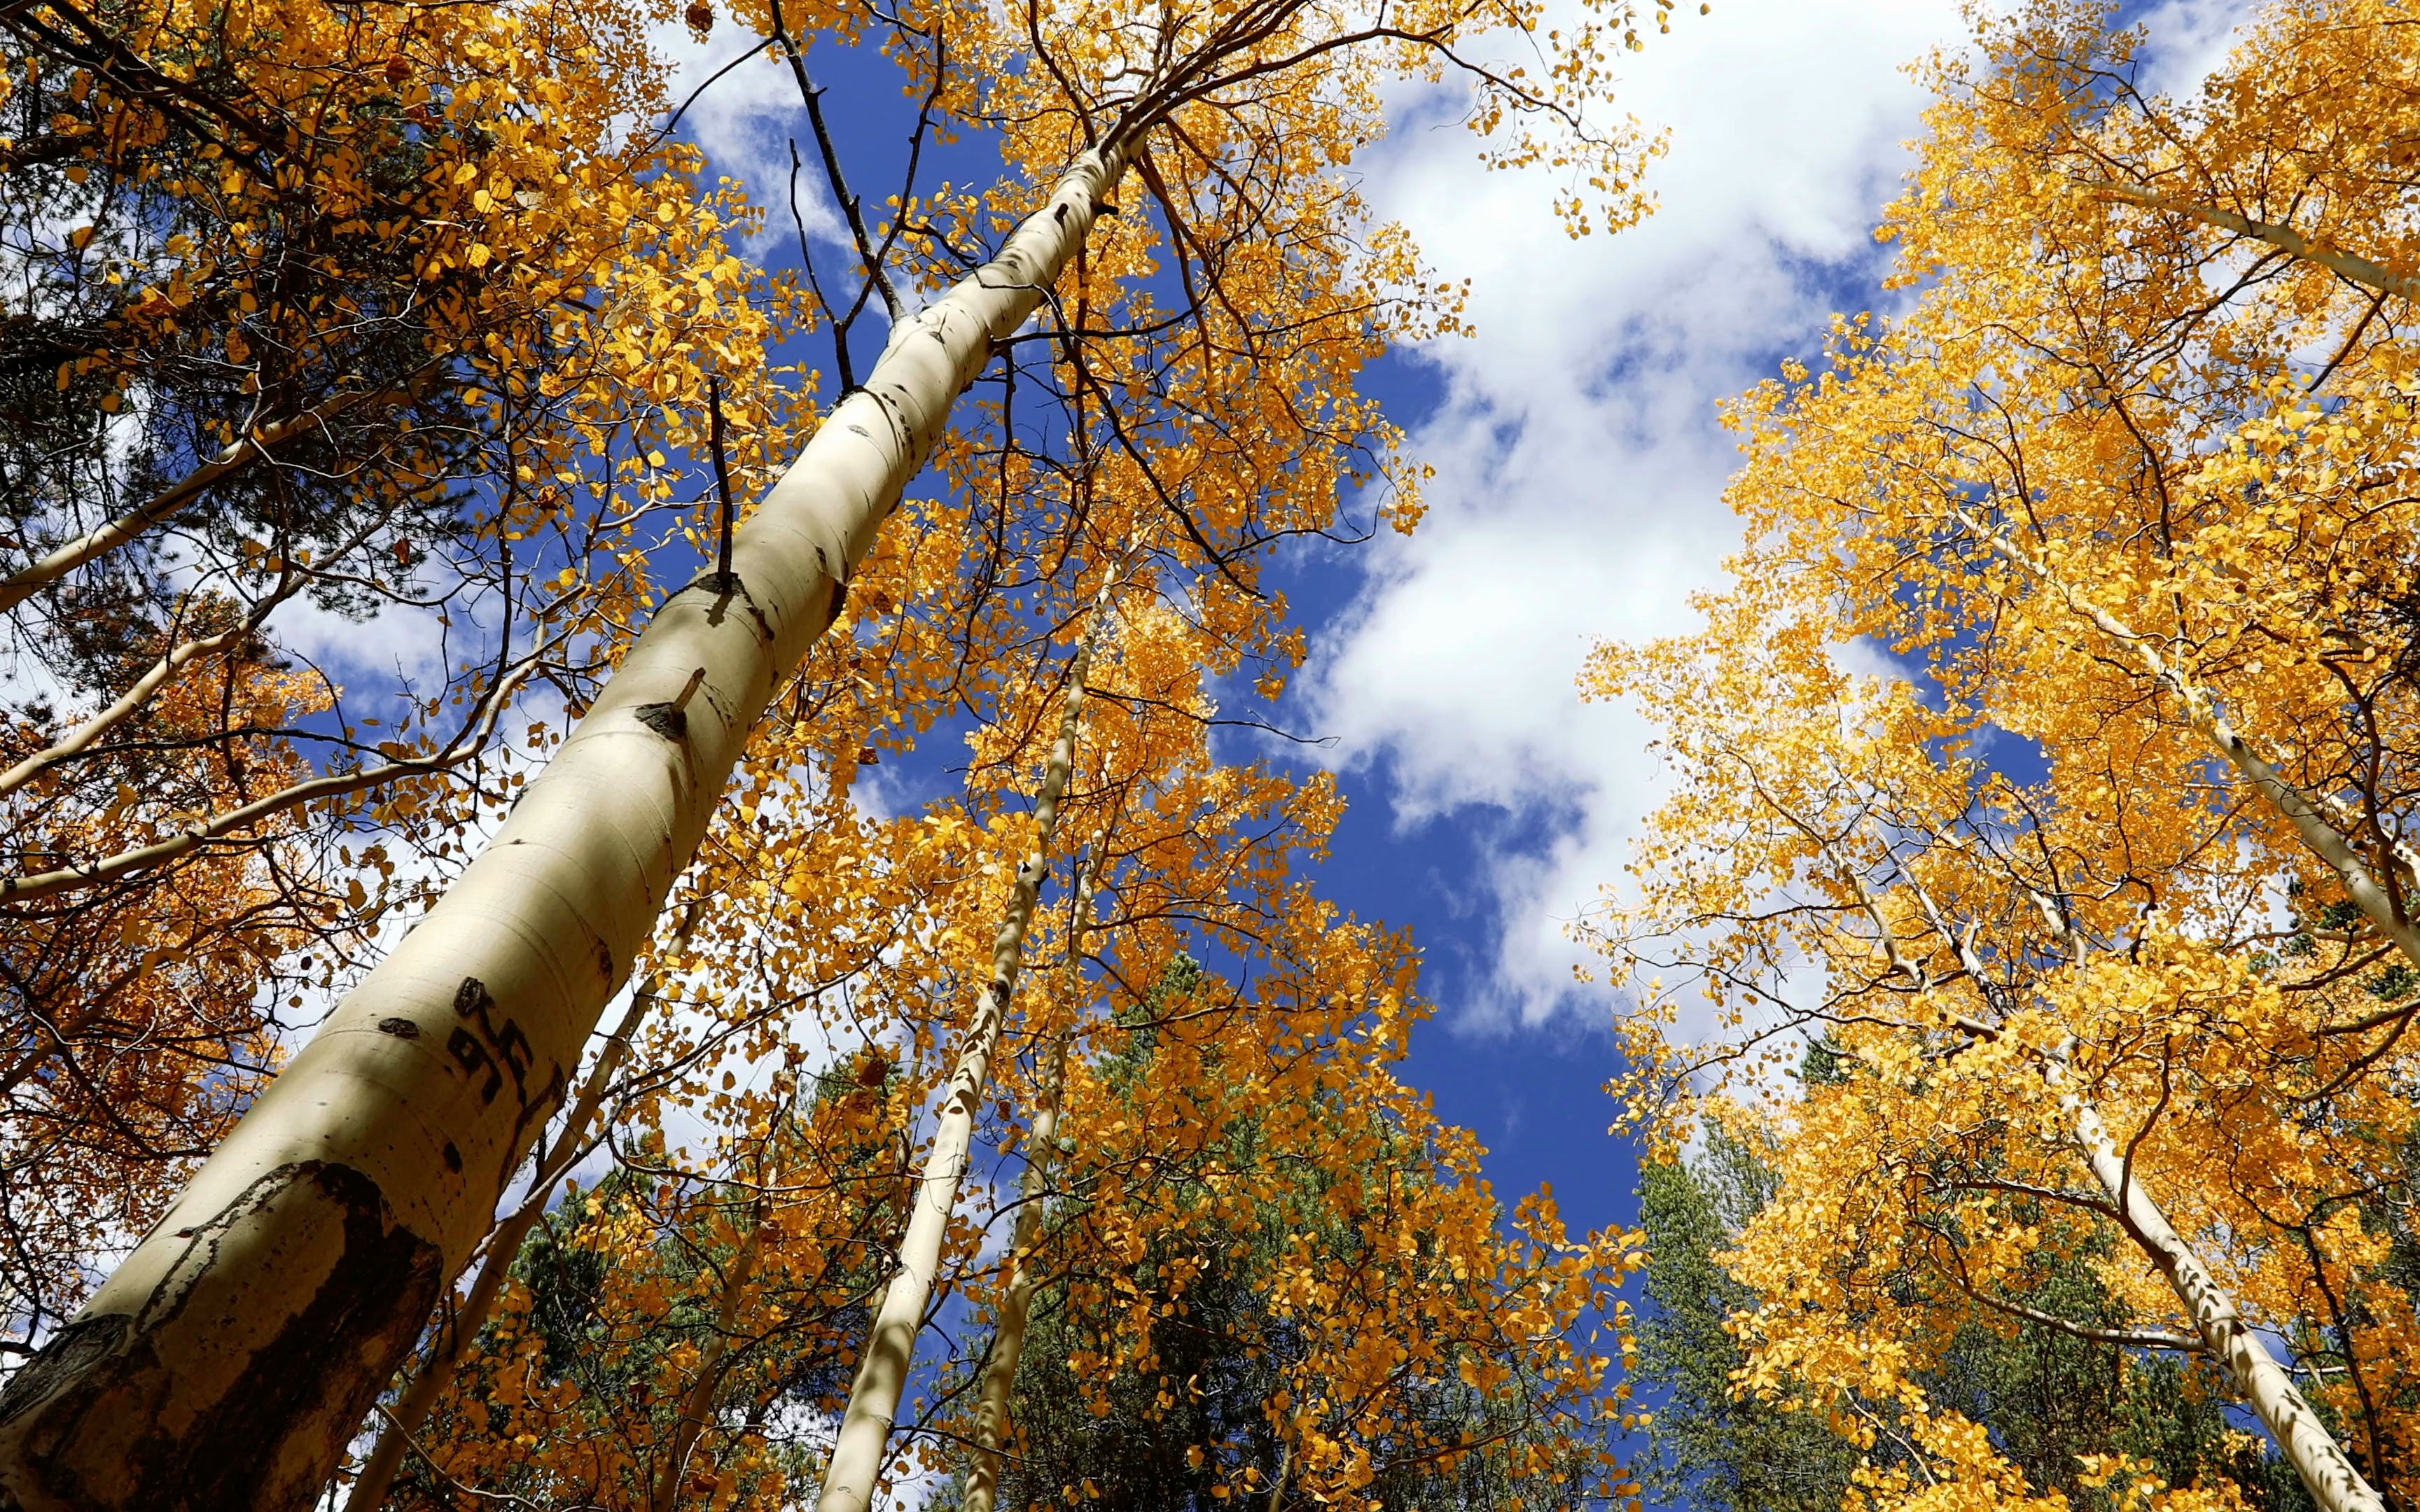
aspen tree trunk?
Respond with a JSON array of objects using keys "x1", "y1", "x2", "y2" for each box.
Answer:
[
  {"x1": 2078, "y1": 180, "x2": 2419, "y2": 301},
  {"x1": 0, "y1": 143, "x2": 1133, "y2": 1512},
  {"x1": 1877, "y1": 868, "x2": 2381, "y2": 1512},
  {"x1": 813, "y1": 566, "x2": 1118, "y2": 1512},
  {"x1": 2061, "y1": 1088, "x2": 2384, "y2": 1512},
  {"x1": 960, "y1": 841, "x2": 1102, "y2": 1512},
  {"x1": 1962, "y1": 517, "x2": 2420, "y2": 970},
  {"x1": 342, "y1": 902, "x2": 697, "y2": 1512}
]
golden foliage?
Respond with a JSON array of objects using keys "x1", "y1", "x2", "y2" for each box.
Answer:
[{"x1": 1590, "y1": 1, "x2": 2420, "y2": 1505}]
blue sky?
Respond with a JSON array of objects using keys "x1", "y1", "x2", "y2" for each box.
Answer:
[{"x1": 658, "y1": 0, "x2": 2258, "y2": 1286}]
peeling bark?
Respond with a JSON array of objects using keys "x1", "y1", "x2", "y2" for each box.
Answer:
[{"x1": 0, "y1": 1162, "x2": 441, "y2": 1512}]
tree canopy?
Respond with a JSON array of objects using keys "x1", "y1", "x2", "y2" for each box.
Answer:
[
  {"x1": 8, "y1": 0, "x2": 2420, "y2": 1510},
  {"x1": 1592, "y1": 2, "x2": 2420, "y2": 1509}
]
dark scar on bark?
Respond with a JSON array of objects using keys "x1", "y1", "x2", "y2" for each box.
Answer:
[
  {"x1": 0, "y1": 1161, "x2": 442, "y2": 1511},
  {"x1": 503, "y1": 1063, "x2": 569, "y2": 1191},
  {"x1": 634, "y1": 701, "x2": 688, "y2": 741},
  {"x1": 447, "y1": 978, "x2": 533, "y2": 1109},
  {"x1": 376, "y1": 1018, "x2": 419, "y2": 1040},
  {"x1": 448, "y1": 1027, "x2": 504, "y2": 1105},
  {"x1": 683, "y1": 569, "x2": 772, "y2": 641}
]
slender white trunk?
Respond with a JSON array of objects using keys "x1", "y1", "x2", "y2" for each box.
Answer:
[
  {"x1": 2061, "y1": 1087, "x2": 2382, "y2": 1512},
  {"x1": 960, "y1": 841, "x2": 1102, "y2": 1512},
  {"x1": 1963, "y1": 515, "x2": 2420, "y2": 967},
  {"x1": 0, "y1": 573, "x2": 305, "y2": 799},
  {"x1": 2078, "y1": 180, "x2": 2419, "y2": 301},
  {"x1": 812, "y1": 567, "x2": 1118, "y2": 1512},
  {"x1": 1871, "y1": 866, "x2": 2379, "y2": 1511},
  {"x1": 0, "y1": 141, "x2": 1132, "y2": 1512}
]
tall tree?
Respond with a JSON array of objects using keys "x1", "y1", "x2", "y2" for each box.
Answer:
[
  {"x1": 1591, "y1": 573, "x2": 2412, "y2": 1510},
  {"x1": 810, "y1": 554, "x2": 1122, "y2": 1512},
  {"x1": 334, "y1": 447, "x2": 1518, "y2": 1508},
  {"x1": 0, "y1": 0, "x2": 802, "y2": 1392},
  {"x1": 1632, "y1": 1118, "x2": 2312, "y2": 1512},
  {"x1": 944, "y1": 959, "x2": 1643, "y2": 1512},
  {"x1": 1582, "y1": 8, "x2": 2420, "y2": 1501},
  {"x1": 0, "y1": 0, "x2": 1677, "y2": 1502}
]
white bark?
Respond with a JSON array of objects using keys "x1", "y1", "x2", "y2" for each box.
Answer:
[
  {"x1": 1859, "y1": 848, "x2": 2379, "y2": 1511},
  {"x1": 341, "y1": 904, "x2": 693, "y2": 1512},
  {"x1": 0, "y1": 363, "x2": 439, "y2": 615},
  {"x1": 2061, "y1": 1087, "x2": 2383, "y2": 1512},
  {"x1": 960, "y1": 840, "x2": 1103, "y2": 1512},
  {"x1": 1962, "y1": 514, "x2": 2420, "y2": 968},
  {"x1": 813, "y1": 566, "x2": 1118, "y2": 1512},
  {"x1": 0, "y1": 141, "x2": 1132, "y2": 1512},
  {"x1": 0, "y1": 572, "x2": 305, "y2": 799},
  {"x1": 2078, "y1": 180, "x2": 2419, "y2": 302}
]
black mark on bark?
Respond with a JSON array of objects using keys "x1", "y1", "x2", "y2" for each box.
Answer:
[
  {"x1": 0, "y1": 1162, "x2": 443, "y2": 1511},
  {"x1": 448, "y1": 1026, "x2": 503, "y2": 1105},
  {"x1": 503, "y1": 1062, "x2": 569, "y2": 1191},
  {"x1": 682, "y1": 570, "x2": 773, "y2": 642},
  {"x1": 0, "y1": 1315, "x2": 127, "y2": 1427},
  {"x1": 635, "y1": 701, "x2": 688, "y2": 741},
  {"x1": 450, "y1": 979, "x2": 531, "y2": 1109}
]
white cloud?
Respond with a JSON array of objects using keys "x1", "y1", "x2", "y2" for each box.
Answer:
[
  {"x1": 2136, "y1": 0, "x2": 2256, "y2": 101},
  {"x1": 652, "y1": 22, "x2": 847, "y2": 266},
  {"x1": 1302, "y1": 0, "x2": 2259, "y2": 1033},
  {"x1": 1303, "y1": 0, "x2": 1962, "y2": 1030}
]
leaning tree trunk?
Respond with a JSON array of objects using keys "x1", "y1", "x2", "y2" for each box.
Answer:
[
  {"x1": 0, "y1": 141, "x2": 1132, "y2": 1512},
  {"x1": 0, "y1": 361, "x2": 440, "y2": 615},
  {"x1": 1884, "y1": 878, "x2": 2383, "y2": 1512},
  {"x1": 960, "y1": 835, "x2": 1104, "y2": 1512},
  {"x1": 813, "y1": 565, "x2": 1117, "y2": 1512},
  {"x1": 1963, "y1": 514, "x2": 2420, "y2": 972},
  {"x1": 2060, "y1": 1082, "x2": 2386, "y2": 1512},
  {"x1": 2078, "y1": 180, "x2": 2419, "y2": 302}
]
